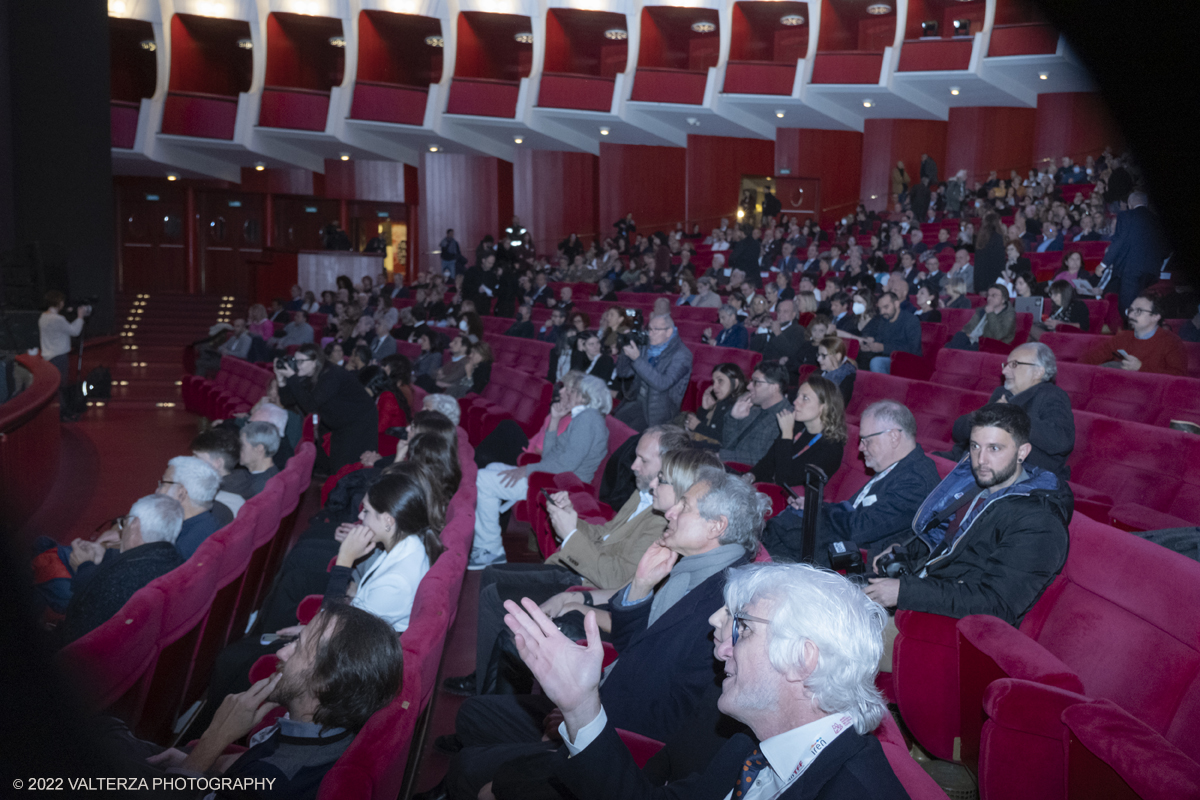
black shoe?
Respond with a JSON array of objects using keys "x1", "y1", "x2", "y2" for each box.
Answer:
[
  {"x1": 442, "y1": 672, "x2": 477, "y2": 697},
  {"x1": 433, "y1": 734, "x2": 463, "y2": 755},
  {"x1": 412, "y1": 780, "x2": 450, "y2": 800}
]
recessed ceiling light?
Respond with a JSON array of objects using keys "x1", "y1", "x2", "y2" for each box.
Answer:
[
  {"x1": 691, "y1": 21, "x2": 716, "y2": 33},
  {"x1": 604, "y1": 29, "x2": 627, "y2": 40},
  {"x1": 166, "y1": 173, "x2": 178, "y2": 181},
  {"x1": 775, "y1": 110, "x2": 785, "y2": 118},
  {"x1": 780, "y1": 14, "x2": 805, "y2": 26},
  {"x1": 866, "y1": 3, "x2": 892, "y2": 15},
  {"x1": 140, "y1": 39, "x2": 157, "y2": 51},
  {"x1": 254, "y1": 162, "x2": 266, "y2": 171},
  {"x1": 599, "y1": 127, "x2": 610, "y2": 135},
  {"x1": 862, "y1": 99, "x2": 874, "y2": 108},
  {"x1": 425, "y1": 36, "x2": 444, "y2": 47},
  {"x1": 686, "y1": 117, "x2": 701, "y2": 126},
  {"x1": 949, "y1": 86, "x2": 960, "y2": 96},
  {"x1": 513, "y1": 137, "x2": 524, "y2": 144},
  {"x1": 328, "y1": 36, "x2": 346, "y2": 47},
  {"x1": 237, "y1": 38, "x2": 253, "y2": 49},
  {"x1": 428, "y1": 145, "x2": 439, "y2": 152},
  {"x1": 339, "y1": 152, "x2": 350, "y2": 160},
  {"x1": 1038, "y1": 71, "x2": 1049, "y2": 80},
  {"x1": 514, "y1": 32, "x2": 534, "y2": 44}
]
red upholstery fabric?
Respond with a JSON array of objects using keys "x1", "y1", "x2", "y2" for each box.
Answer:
[
  {"x1": 893, "y1": 610, "x2": 960, "y2": 761},
  {"x1": 616, "y1": 729, "x2": 665, "y2": 768},
  {"x1": 446, "y1": 78, "x2": 520, "y2": 117},
  {"x1": 538, "y1": 73, "x2": 615, "y2": 111},
  {"x1": 350, "y1": 82, "x2": 428, "y2": 125}
]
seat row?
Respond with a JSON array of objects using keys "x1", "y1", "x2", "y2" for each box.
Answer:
[
  {"x1": 181, "y1": 356, "x2": 274, "y2": 419},
  {"x1": 1040, "y1": 330, "x2": 1200, "y2": 378}
]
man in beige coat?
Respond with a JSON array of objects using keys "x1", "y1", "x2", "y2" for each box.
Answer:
[{"x1": 442, "y1": 426, "x2": 689, "y2": 696}]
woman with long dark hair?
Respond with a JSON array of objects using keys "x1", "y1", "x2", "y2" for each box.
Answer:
[
  {"x1": 685, "y1": 362, "x2": 747, "y2": 445},
  {"x1": 275, "y1": 342, "x2": 378, "y2": 473},
  {"x1": 972, "y1": 212, "x2": 1008, "y2": 292}
]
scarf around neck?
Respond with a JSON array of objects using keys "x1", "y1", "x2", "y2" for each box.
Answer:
[{"x1": 648, "y1": 543, "x2": 745, "y2": 627}]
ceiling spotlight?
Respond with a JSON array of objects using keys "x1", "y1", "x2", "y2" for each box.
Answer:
[
  {"x1": 428, "y1": 145, "x2": 439, "y2": 152},
  {"x1": 109, "y1": 0, "x2": 126, "y2": 13},
  {"x1": 328, "y1": 36, "x2": 346, "y2": 47},
  {"x1": 166, "y1": 173, "x2": 179, "y2": 181},
  {"x1": 952, "y1": 18, "x2": 971, "y2": 35},
  {"x1": 604, "y1": 29, "x2": 628, "y2": 40},
  {"x1": 691, "y1": 20, "x2": 716, "y2": 33},
  {"x1": 425, "y1": 36, "x2": 444, "y2": 47},
  {"x1": 775, "y1": 110, "x2": 785, "y2": 118},
  {"x1": 254, "y1": 162, "x2": 266, "y2": 171},
  {"x1": 686, "y1": 117, "x2": 700, "y2": 126},
  {"x1": 237, "y1": 38, "x2": 253, "y2": 49},
  {"x1": 866, "y1": 3, "x2": 892, "y2": 15},
  {"x1": 140, "y1": 39, "x2": 157, "y2": 51},
  {"x1": 921, "y1": 20, "x2": 938, "y2": 36},
  {"x1": 862, "y1": 99, "x2": 874, "y2": 108},
  {"x1": 599, "y1": 127, "x2": 610, "y2": 135},
  {"x1": 514, "y1": 32, "x2": 534, "y2": 44},
  {"x1": 949, "y1": 86, "x2": 960, "y2": 95},
  {"x1": 339, "y1": 152, "x2": 350, "y2": 160},
  {"x1": 780, "y1": 14, "x2": 805, "y2": 26},
  {"x1": 513, "y1": 137, "x2": 524, "y2": 144},
  {"x1": 1038, "y1": 71, "x2": 1049, "y2": 80}
]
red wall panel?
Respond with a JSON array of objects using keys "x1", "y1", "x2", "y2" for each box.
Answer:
[
  {"x1": 860, "y1": 118, "x2": 947, "y2": 212},
  {"x1": 161, "y1": 93, "x2": 238, "y2": 139},
  {"x1": 776, "y1": 128, "x2": 863, "y2": 223},
  {"x1": 324, "y1": 160, "x2": 411, "y2": 203},
  {"x1": 631, "y1": 68, "x2": 708, "y2": 104},
  {"x1": 723, "y1": 62, "x2": 796, "y2": 95},
  {"x1": 350, "y1": 83, "x2": 428, "y2": 125},
  {"x1": 987, "y1": 23, "x2": 1058, "y2": 56},
  {"x1": 537, "y1": 74, "x2": 614, "y2": 112},
  {"x1": 1032, "y1": 92, "x2": 1122, "y2": 167},
  {"x1": 897, "y1": 39, "x2": 973, "y2": 71},
  {"x1": 258, "y1": 87, "x2": 330, "y2": 131},
  {"x1": 446, "y1": 78, "x2": 520, "y2": 117},
  {"x1": 514, "y1": 150, "x2": 599, "y2": 254},
  {"x1": 111, "y1": 102, "x2": 139, "y2": 149},
  {"x1": 945, "y1": 106, "x2": 1035, "y2": 185},
  {"x1": 810, "y1": 52, "x2": 884, "y2": 84},
  {"x1": 418, "y1": 153, "x2": 508, "y2": 274},
  {"x1": 686, "y1": 135, "x2": 775, "y2": 233},
  {"x1": 598, "y1": 143, "x2": 687, "y2": 235}
]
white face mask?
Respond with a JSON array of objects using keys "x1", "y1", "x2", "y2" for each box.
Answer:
[
  {"x1": 852, "y1": 302, "x2": 866, "y2": 315},
  {"x1": 459, "y1": 320, "x2": 469, "y2": 332}
]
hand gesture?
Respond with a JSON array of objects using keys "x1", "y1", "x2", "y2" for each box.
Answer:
[
  {"x1": 769, "y1": 318, "x2": 782, "y2": 337},
  {"x1": 700, "y1": 385, "x2": 717, "y2": 411},
  {"x1": 336, "y1": 524, "x2": 377, "y2": 567},
  {"x1": 864, "y1": 577, "x2": 901, "y2": 608},
  {"x1": 68, "y1": 539, "x2": 105, "y2": 570},
  {"x1": 730, "y1": 394, "x2": 754, "y2": 420},
  {"x1": 776, "y1": 407, "x2": 795, "y2": 440},
  {"x1": 395, "y1": 440, "x2": 409, "y2": 462},
  {"x1": 333, "y1": 522, "x2": 357, "y2": 543},
  {"x1": 786, "y1": 495, "x2": 805, "y2": 511},
  {"x1": 503, "y1": 598, "x2": 604, "y2": 740},
  {"x1": 360, "y1": 450, "x2": 382, "y2": 467},
  {"x1": 549, "y1": 398, "x2": 569, "y2": 421},
  {"x1": 539, "y1": 591, "x2": 573, "y2": 619},
  {"x1": 203, "y1": 673, "x2": 282, "y2": 747},
  {"x1": 546, "y1": 497, "x2": 579, "y2": 542},
  {"x1": 1120, "y1": 353, "x2": 1142, "y2": 372},
  {"x1": 685, "y1": 412, "x2": 701, "y2": 431},
  {"x1": 622, "y1": 342, "x2": 641, "y2": 361},
  {"x1": 630, "y1": 540, "x2": 679, "y2": 601},
  {"x1": 498, "y1": 465, "x2": 526, "y2": 488},
  {"x1": 703, "y1": 327, "x2": 713, "y2": 340}
]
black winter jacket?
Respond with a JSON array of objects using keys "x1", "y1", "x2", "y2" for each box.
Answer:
[
  {"x1": 59, "y1": 542, "x2": 185, "y2": 646},
  {"x1": 896, "y1": 461, "x2": 1072, "y2": 626},
  {"x1": 948, "y1": 381, "x2": 1075, "y2": 481}
]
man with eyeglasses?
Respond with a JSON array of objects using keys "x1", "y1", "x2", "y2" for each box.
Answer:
[
  {"x1": 761, "y1": 400, "x2": 940, "y2": 563},
  {"x1": 1080, "y1": 293, "x2": 1187, "y2": 375},
  {"x1": 938, "y1": 342, "x2": 1075, "y2": 481},
  {"x1": 719, "y1": 361, "x2": 793, "y2": 467},
  {"x1": 613, "y1": 313, "x2": 694, "y2": 431},
  {"x1": 499, "y1": 561, "x2": 910, "y2": 800},
  {"x1": 156, "y1": 455, "x2": 223, "y2": 559}
]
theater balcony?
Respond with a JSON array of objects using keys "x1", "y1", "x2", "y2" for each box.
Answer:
[
  {"x1": 977, "y1": 0, "x2": 1095, "y2": 103},
  {"x1": 109, "y1": 17, "x2": 158, "y2": 151}
]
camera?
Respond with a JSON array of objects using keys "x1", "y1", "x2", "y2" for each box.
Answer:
[
  {"x1": 827, "y1": 540, "x2": 865, "y2": 575},
  {"x1": 274, "y1": 356, "x2": 297, "y2": 372},
  {"x1": 876, "y1": 551, "x2": 910, "y2": 579},
  {"x1": 618, "y1": 328, "x2": 649, "y2": 350}
]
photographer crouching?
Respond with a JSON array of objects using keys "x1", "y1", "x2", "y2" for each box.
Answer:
[
  {"x1": 612, "y1": 313, "x2": 693, "y2": 432},
  {"x1": 274, "y1": 343, "x2": 377, "y2": 474}
]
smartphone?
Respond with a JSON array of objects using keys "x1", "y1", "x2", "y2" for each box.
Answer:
[
  {"x1": 260, "y1": 633, "x2": 296, "y2": 646},
  {"x1": 1116, "y1": 349, "x2": 1130, "y2": 358},
  {"x1": 541, "y1": 488, "x2": 556, "y2": 505}
]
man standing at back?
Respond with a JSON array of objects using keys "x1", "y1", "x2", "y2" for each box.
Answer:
[
  {"x1": 1099, "y1": 191, "x2": 1171, "y2": 315},
  {"x1": 613, "y1": 314, "x2": 693, "y2": 431}
]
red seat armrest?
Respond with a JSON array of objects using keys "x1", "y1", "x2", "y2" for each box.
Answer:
[
  {"x1": 1062, "y1": 700, "x2": 1200, "y2": 800},
  {"x1": 517, "y1": 453, "x2": 541, "y2": 467},
  {"x1": 296, "y1": 594, "x2": 324, "y2": 625},
  {"x1": 982, "y1": 677, "x2": 1090, "y2": 736},
  {"x1": 894, "y1": 609, "x2": 958, "y2": 644}
]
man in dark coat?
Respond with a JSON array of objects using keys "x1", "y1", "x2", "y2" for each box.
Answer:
[
  {"x1": 866, "y1": 403, "x2": 1071, "y2": 628},
  {"x1": 749, "y1": 299, "x2": 815, "y2": 374},
  {"x1": 463, "y1": 253, "x2": 499, "y2": 316},
  {"x1": 501, "y1": 559, "x2": 910, "y2": 800},
  {"x1": 941, "y1": 343, "x2": 1075, "y2": 481},
  {"x1": 58, "y1": 494, "x2": 186, "y2": 646},
  {"x1": 504, "y1": 303, "x2": 536, "y2": 339},
  {"x1": 613, "y1": 315, "x2": 694, "y2": 432},
  {"x1": 1099, "y1": 191, "x2": 1171, "y2": 315}
]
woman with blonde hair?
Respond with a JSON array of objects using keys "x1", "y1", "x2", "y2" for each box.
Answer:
[{"x1": 247, "y1": 303, "x2": 273, "y2": 339}]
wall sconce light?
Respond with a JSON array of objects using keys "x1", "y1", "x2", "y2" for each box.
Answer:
[
  {"x1": 921, "y1": 20, "x2": 938, "y2": 36},
  {"x1": 604, "y1": 29, "x2": 628, "y2": 40},
  {"x1": 166, "y1": 173, "x2": 179, "y2": 181},
  {"x1": 862, "y1": 99, "x2": 874, "y2": 108},
  {"x1": 513, "y1": 137, "x2": 524, "y2": 144},
  {"x1": 691, "y1": 21, "x2": 716, "y2": 33},
  {"x1": 254, "y1": 162, "x2": 266, "y2": 171},
  {"x1": 949, "y1": 86, "x2": 960, "y2": 95},
  {"x1": 952, "y1": 18, "x2": 971, "y2": 35},
  {"x1": 514, "y1": 32, "x2": 534, "y2": 44},
  {"x1": 425, "y1": 36, "x2": 444, "y2": 47},
  {"x1": 339, "y1": 152, "x2": 350, "y2": 161},
  {"x1": 775, "y1": 110, "x2": 785, "y2": 118},
  {"x1": 428, "y1": 145, "x2": 440, "y2": 152},
  {"x1": 599, "y1": 127, "x2": 610, "y2": 135},
  {"x1": 780, "y1": 14, "x2": 805, "y2": 26},
  {"x1": 1038, "y1": 71, "x2": 1049, "y2": 80},
  {"x1": 866, "y1": 3, "x2": 892, "y2": 15}
]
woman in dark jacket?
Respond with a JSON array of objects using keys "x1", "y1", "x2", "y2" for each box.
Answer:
[
  {"x1": 276, "y1": 343, "x2": 378, "y2": 473},
  {"x1": 685, "y1": 363, "x2": 746, "y2": 446},
  {"x1": 746, "y1": 376, "x2": 846, "y2": 488},
  {"x1": 972, "y1": 212, "x2": 1007, "y2": 292}
]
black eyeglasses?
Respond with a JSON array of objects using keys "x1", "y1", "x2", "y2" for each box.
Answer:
[
  {"x1": 859, "y1": 428, "x2": 897, "y2": 443},
  {"x1": 157, "y1": 479, "x2": 179, "y2": 488},
  {"x1": 1003, "y1": 360, "x2": 1037, "y2": 369},
  {"x1": 731, "y1": 612, "x2": 771, "y2": 647}
]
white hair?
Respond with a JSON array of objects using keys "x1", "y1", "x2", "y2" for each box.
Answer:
[
  {"x1": 251, "y1": 402, "x2": 289, "y2": 437},
  {"x1": 692, "y1": 466, "x2": 768, "y2": 558},
  {"x1": 423, "y1": 394, "x2": 461, "y2": 426},
  {"x1": 723, "y1": 562, "x2": 888, "y2": 734},
  {"x1": 241, "y1": 420, "x2": 281, "y2": 457},
  {"x1": 129, "y1": 494, "x2": 184, "y2": 545},
  {"x1": 576, "y1": 373, "x2": 613, "y2": 415},
  {"x1": 167, "y1": 456, "x2": 221, "y2": 508}
]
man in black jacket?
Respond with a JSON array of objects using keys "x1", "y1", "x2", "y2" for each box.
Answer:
[
  {"x1": 463, "y1": 253, "x2": 499, "y2": 315},
  {"x1": 865, "y1": 403, "x2": 1071, "y2": 629},
  {"x1": 501, "y1": 561, "x2": 910, "y2": 800},
  {"x1": 940, "y1": 342, "x2": 1075, "y2": 481},
  {"x1": 749, "y1": 299, "x2": 816, "y2": 374},
  {"x1": 58, "y1": 494, "x2": 185, "y2": 645},
  {"x1": 504, "y1": 303, "x2": 535, "y2": 339}
]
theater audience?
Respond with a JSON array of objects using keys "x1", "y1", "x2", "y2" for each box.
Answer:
[
  {"x1": 762, "y1": 400, "x2": 940, "y2": 562},
  {"x1": 190, "y1": 428, "x2": 247, "y2": 524},
  {"x1": 570, "y1": 330, "x2": 614, "y2": 382},
  {"x1": 613, "y1": 314, "x2": 694, "y2": 432},
  {"x1": 865, "y1": 404, "x2": 1071, "y2": 631},
  {"x1": 502, "y1": 561, "x2": 907, "y2": 800},
  {"x1": 946, "y1": 285, "x2": 1015, "y2": 351},
  {"x1": 702, "y1": 304, "x2": 748, "y2": 349},
  {"x1": 58, "y1": 494, "x2": 185, "y2": 645},
  {"x1": 946, "y1": 247, "x2": 975, "y2": 294},
  {"x1": 1081, "y1": 293, "x2": 1187, "y2": 375},
  {"x1": 239, "y1": 421, "x2": 282, "y2": 496},
  {"x1": 719, "y1": 361, "x2": 792, "y2": 467},
  {"x1": 744, "y1": 376, "x2": 846, "y2": 489},
  {"x1": 817, "y1": 335, "x2": 857, "y2": 407},
  {"x1": 269, "y1": 310, "x2": 315, "y2": 353},
  {"x1": 685, "y1": 363, "x2": 747, "y2": 445},
  {"x1": 504, "y1": 303, "x2": 535, "y2": 339},
  {"x1": 470, "y1": 373, "x2": 612, "y2": 569},
  {"x1": 853, "y1": 292, "x2": 922, "y2": 374},
  {"x1": 749, "y1": 299, "x2": 815, "y2": 372},
  {"x1": 1031, "y1": 279, "x2": 1090, "y2": 339},
  {"x1": 158, "y1": 456, "x2": 222, "y2": 559},
  {"x1": 941, "y1": 343, "x2": 1075, "y2": 480}
]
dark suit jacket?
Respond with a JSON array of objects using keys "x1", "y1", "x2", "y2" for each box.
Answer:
[
  {"x1": 1105, "y1": 205, "x2": 1171, "y2": 306},
  {"x1": 504, "y1": 320, "x2": 535, "y2": 339},
  {"x1": 599, "y1": 556, "x2": 749, "y2": 741},
  {"x1": 572, "y1": 350, "x2": 615, "y2": 382},
  {"x1": 751, "y1": 323, "x2": 815, "y2": 370},
  {"x1": 554, "y1": 722, "x2": 909, "y2": 800},
  {"x1": 59, "y1": 543, "x2": 185, "y2": 646}
]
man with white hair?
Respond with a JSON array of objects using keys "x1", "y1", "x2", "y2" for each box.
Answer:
[
  {"x1": 157, "y1": 456, "x2": 222, "y2": 559},
  {"x1": 249, "y1": 400, "x2": 295, "y2": 469},
  {"x1": 423, "y1": 393, "x2": 462, "y2": 427},
  {"x1": 502, "y1": 561, "x2": 908, "y2": 799},
  {"x1": 239, "y1": 421, "x2": 282, "y2": 497},
  {"x1": 58, "y1": 494, "x2": 186, "y2": 644}
]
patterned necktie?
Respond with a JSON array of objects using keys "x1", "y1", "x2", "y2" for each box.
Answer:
[{"x1": 733, "y1": 747, "x2": 768, "y2": 798}]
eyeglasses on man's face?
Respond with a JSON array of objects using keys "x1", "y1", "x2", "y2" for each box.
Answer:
[
  {"x1": 1126, "y1": 307, "x2": 1152, "y2": 318},
  {"x1": 1002, "y1": 360, "x2": 1037, "y2": 370},
  {"x1": 731, "y1": 611, "x2": 771, "y2": 647},
  {"x1": 859, "y1": 428, "x2": 896, "y2": 444}
]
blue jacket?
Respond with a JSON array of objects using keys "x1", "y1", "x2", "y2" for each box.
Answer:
[
  {"x1": 1105, "y1": 206, "x2": 1171, "y2": 308},
  {"x1": 897, "y1": 458, "x2": 1072, "y2": 625},
  {"x1": 714, "y1": 323, "x2": 748, "y2": 350},
  {"x1": 820, "y1": 446, "x2": 940, "y2": 549},
  {"x1": 865, "y1": 312, "x2": 922, "y2": 357}
]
